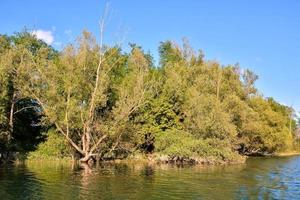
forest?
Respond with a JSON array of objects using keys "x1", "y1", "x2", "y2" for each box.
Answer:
[{"x1": 0, "y1": 30, "x2": 298, "y2": 165}]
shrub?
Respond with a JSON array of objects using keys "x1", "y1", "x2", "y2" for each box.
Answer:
[
  {"x1": 28, "y1": 129, "x2": 72, "y2": 160},
  {"x1": 155, "y1": 129, "x2": 241, "y2": 162}
]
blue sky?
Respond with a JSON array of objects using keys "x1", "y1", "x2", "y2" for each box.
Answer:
[{"x1": 1, "y1": 0, "x2": 300, "y2": 112}]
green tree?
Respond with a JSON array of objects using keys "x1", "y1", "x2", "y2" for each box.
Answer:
[{"x1": 0, "y1": 32, "x2": 52, "y2": 162}]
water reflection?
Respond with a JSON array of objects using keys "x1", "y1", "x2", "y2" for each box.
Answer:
[
  {"x1": 0, "y1": 164, "x2": 43, "y2": 200},
  {"x1": 0, "y1": 157, "x2": 300, "y2": 199}
]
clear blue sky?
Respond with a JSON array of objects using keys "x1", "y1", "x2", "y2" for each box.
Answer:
[{"x1": 1, "y1": 0, "x2": 299, "y2": 111}]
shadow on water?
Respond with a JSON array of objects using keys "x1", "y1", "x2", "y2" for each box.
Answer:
[
  {"x1": 0, "y1": 164, "x2": 43, "y2": 200},
  {"x1": 0, "y1": 156, "x2": 300, "y2": 199}
]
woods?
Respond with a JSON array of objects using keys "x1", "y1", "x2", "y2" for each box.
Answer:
[{"x1": 0, "y1": 31, "x2": 298, "y2": 164}]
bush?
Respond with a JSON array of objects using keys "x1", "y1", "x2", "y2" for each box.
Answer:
[
  {"x1": 28, "y1": 129, "x2": 72, "y2": 160},
  {"x1": 155, "y1": 129, "x2": 241, "y2": 162}
]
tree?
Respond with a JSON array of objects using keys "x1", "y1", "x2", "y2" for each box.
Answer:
[
  {"x1": 20, "y1": 27, "x2": 153, "y2": 162},
  {"x1": 242, "y1": 69, "x2": 258, "y2": 97},
  {"x1": 0, "y1": 33, "x2": 51, "y2": 162},
  {"x1": 0, "y1": 29, "x2": 298, "y2": 164}
]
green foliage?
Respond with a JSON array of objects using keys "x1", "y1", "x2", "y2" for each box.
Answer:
[
  {"x1": 0, "y1": 30, "x2": 298, "y2": 164},
  {"x1": 184, "y1": 93, "x2": 237, "y2": 140},
  {"x1": 28, "y1": 129, "x2": 72, "y2": 160},
  {"x1": 155, "y1": 129, "x2": 240, "y2": 162},
  {"x1": 159, "y1": 41, "x2": 182, "y2": 67},
  {"x1": 0, "y1": 32, "x2": 53, "y2": 162},
  {"x1": 248, "y1": 97, "x2": 293, "y2": 152}
]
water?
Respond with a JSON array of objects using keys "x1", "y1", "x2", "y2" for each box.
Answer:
[{"x1": 1, "y1": 156, "x2": 300, "y2": 200}]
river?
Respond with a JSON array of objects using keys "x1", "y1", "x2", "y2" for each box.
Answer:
[{"x1": 0, "y1": 156, "x2": 300, "y2": 200}]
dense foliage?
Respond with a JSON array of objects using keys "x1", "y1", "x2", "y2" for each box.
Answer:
[{"x1": 0, "y1": 31, "x2": 298, "y2": 164}]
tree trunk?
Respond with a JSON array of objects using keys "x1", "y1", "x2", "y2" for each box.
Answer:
[{"x1": 8, "y1": 92, "x2": 16, "y2": 142}]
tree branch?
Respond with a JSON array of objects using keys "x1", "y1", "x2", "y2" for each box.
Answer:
[
  {"x1": 33, "y1": 94, "x2": 84, "y2": 155},
  {"x1": 13, "y1": 106, "x2": 37, "y2": 115},
  {"x1": 89, "y1": 134, "x2": 107, "y2": 154}
]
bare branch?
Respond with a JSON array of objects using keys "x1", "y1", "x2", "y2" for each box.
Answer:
[
  {"x1": 33, "y1": 94, "x2": 84, "y2": 155},
  {"x1": 13, "y1": 105, "x2": 38, "y2": 114},
  {"x1": 55, "y1": 122, "x2": 85, "y2": 155},
  {"x1": 89, "y1": 134, "x2": 107, "y2": 154}
]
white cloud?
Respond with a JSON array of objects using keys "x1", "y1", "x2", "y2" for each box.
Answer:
[{"x1": 31, "y1": 30, "x2": 54, "y2": 45}]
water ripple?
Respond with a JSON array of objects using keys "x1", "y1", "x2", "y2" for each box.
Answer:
[{"x1": 1, "y1": 157, "x2": 300, "y2": 199}]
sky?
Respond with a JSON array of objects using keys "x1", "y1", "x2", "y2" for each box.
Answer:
[{"x1": 1, "y1": 0, "x2": 300, "y2": 112}]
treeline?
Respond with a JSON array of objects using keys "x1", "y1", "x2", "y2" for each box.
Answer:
[{"x1": 0, "y1": 31, "x2": 298, "y2": 164}]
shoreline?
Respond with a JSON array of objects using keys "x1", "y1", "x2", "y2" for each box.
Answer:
[
  {"x1": 13, "y1": 151, "x2": 300, "y2": 167},
  {"x1": 272, "y1": 152, "x2": 300, "y2": 157},
  {"x1": 20, "y1": 153, "x2": 246, "y2": 167}
]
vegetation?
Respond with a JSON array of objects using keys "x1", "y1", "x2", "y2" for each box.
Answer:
[
  {"x1": 28, "y1": 129, "x2": 72, "y2": 160},
  {"x1": 0, "y1": 30, "x2": 298, "y2": 165}
]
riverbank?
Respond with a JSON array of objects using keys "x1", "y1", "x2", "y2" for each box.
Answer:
[
  {"x1": 20, "y1": 150, "x2": 300, "y2": 167},
  {"x1": 21, "y1": 152, "x2": 246, "y2": 167},
  {"x1": 273, "y1": 151, "x2": 300, "y2": 157}
]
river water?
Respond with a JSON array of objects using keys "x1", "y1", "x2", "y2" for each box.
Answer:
[{"x1": 0, "y1": 156, "x2": 300, "y2": 200}]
